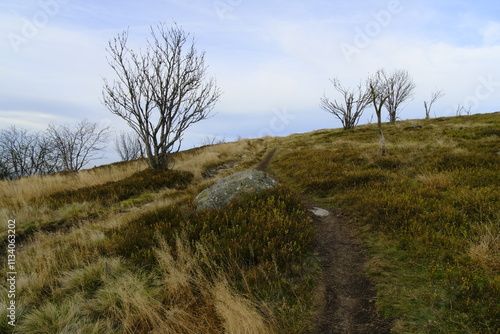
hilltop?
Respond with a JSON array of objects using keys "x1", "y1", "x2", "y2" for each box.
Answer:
[{"x1": 1, "y1": 112, "x2": 499, "y2": 333}]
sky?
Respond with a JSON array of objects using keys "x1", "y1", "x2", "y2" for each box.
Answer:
[{"x1": 1, "y1": 0, "x2": 499, "y2": 165}]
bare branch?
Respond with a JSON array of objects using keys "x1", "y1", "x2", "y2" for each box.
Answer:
[
  {"x1": 102, "y1": 23, "x2": 222, "y2": 170},
  {"x1": 456, "y1": 104, "x2": 472, "y2": 116},
  {"x1": 377, "y1": 69, "x2": 416, "y2": 123},
  {"x1": 368, "y1": 70, "x2": 394, "y2": 156},
  {"x1": 115, "y1": 131, "x2": 145, "y2": 161},
  {"x1": 0, "y1": 126, "x2": 61, "y2": 179},
  {"x1": 47, "y1": 120, "x2": 110, "y2": 171},
  {"x1": 424, "y1": 89, "x2": 445, "y2": 119},
  {"x1": 320, "y1": 78, "x2": 371, "y2": 130}
]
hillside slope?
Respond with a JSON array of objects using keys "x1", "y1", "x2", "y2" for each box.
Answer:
[
  {"x1": 1, "y1": 112, "x2": 499, "y2": 333},
  {"x1": 268, "y1": 112, "x2": 499, "y2": 333}
]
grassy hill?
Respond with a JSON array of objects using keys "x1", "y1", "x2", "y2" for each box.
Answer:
[{"x1": 1, "y1": 112, "x2": 499, "y2": 333}]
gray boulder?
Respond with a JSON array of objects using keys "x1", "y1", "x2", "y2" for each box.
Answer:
[{"x1": 194, "y1": 168, "x2": 277, "y2": 210}]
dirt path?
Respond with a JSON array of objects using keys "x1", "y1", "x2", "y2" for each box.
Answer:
[
  {"x1": 309, "y1": 206, "x2": 391, "y2": 333},
  {"x1": 256, "y1": 148, "x2": 276, "y2": 172},
  {"x1": 258, "y1": 148, "x2": 391, "y2": 333}
]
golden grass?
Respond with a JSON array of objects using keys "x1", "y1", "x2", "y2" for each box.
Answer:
[
  {"x1": 214, "y1": 281, "x2": 274, "y2": 334},
  {"x1": 174, "y1": 139, "x2": 264, "y2": 179},
  {"x1": 416, "y1": 172, "x2": 453, "y2": 189},
  {"x1": 2, "y1": 220, "x2": 275, "y2": 333},
  {"x1": 469, "y1": 226, "x2": 500, "y2": 273},
  {"x1": 0, "y1": 160, "x2": 147, "y2": 207}
]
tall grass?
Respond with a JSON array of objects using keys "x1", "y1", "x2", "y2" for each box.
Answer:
[{"x1": 0, "y1": 160, "x2": 148, "y2": 208}]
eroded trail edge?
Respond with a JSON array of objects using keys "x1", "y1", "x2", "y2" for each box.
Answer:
[{"x1": 259, "y1": 148, "x2": 391, "y2": 333}]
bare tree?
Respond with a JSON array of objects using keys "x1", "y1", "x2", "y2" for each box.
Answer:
[
  {"x1": 102, "y1": 23, "x2": 222, "y2": 170},
  {"x1": 424, "y1": 89, "x2": 445, "y2": 119},
  {"x1": 368, "y1": 70, "x2": 393, "y2": 156},
  {"x1": 0, "y1": 126, "x2": 60, "y2": 179},
  {"x1": 47, "y1": 120, "x2": 110, "y2": 171},
  {"x1": 115, "y1": 131, "x2": 144, "y2": 161},
  {"x1": 456, "y1": 104, "x2": 472, "y2": 116},
  {"x1": 378, "y1": 69, "x2": 416, "y2": 123},
  {"x1": 320, "y1": 78, "x2": 371, "y2": 130},
  {"x1": 200, "y1": 135, "x2": 226, "y2": 146}
]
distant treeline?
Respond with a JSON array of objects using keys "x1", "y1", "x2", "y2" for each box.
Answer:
[{"x1": 0, "y1": 120, "x2": 109, "y2": 180}]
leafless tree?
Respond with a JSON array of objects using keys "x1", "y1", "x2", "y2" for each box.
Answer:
[
  {"x1": 0, "y1": 126, "x2": 60, "y2": 179},
  {"x1": 200, "y1": 135, "x2": 226, "y2": 146},
  {"x1": 378, "y1": 69, "x2": 416, "y2": 123},
  {"x1": 368, "y1": 70, "x2": 393, "y2": 156},
  {"x1": 424, "y1": 89, "x2": 445, "y2": 119},
  {"x1": 320, "y1": 78, "x2": 371, "y2": 130},
  {"x1": 102, "y1": 23, "x2": 222, "y2": 170},
  {"x1": 47, "y1": 120, "x2": 110, "y2": 171},
  {"x1": 115, "y1": 131, "x2": 144, "y2": 161},
  {"x1": 456, "y1": 104, "x2": 472, "y2": 116}
]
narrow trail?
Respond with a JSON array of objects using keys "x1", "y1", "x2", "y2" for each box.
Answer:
[
  {"x1": 258, "y1": 148, "x2": 391, "y2": 333},
  {"x1": 309, "y1": 206, "x2": 391, "y2": 334}
]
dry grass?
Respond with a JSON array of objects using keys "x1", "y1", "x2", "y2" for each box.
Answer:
[
  {"x1": 174, "y1": 139, "x2": 265, "y2": 179},
  {"x1": 214, "y1": 281, "x2": 274, "y2": 334},
  {"x1": 0, "y1": 160, "x2": 147, "y2": 207},
  {"x1": 416, "y1": 172, "x2": 453, "y2": 189},
  {"x1": 469, "y1": 226, "x2": 500, "y2": 273},
  {"x1": 2, "y1": 221, "x2": 276, "y2": 333},
  {"x1": 0, "y1": 138, "x2": 287, "y2": 333}
]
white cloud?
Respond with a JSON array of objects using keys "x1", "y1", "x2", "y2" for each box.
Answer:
[
  {"x1": 0, "y1": 111, "x2": 64, "y2": 130},
  {"x1": 482, "y1": 21, "x2": 500, "y2": 45}
]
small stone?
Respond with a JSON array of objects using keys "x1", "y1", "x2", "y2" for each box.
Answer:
[{"x1": 310, "y1": 207, "x2": 330, "y2": 217}]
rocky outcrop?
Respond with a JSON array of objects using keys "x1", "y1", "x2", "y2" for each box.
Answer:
[{"x1": 194, "y1": 169, "x2": 277, "y2": 210}]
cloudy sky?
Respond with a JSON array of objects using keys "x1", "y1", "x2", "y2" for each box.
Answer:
[{"x1": 1, "y1": 0, "x2": 499, "y2": 164}]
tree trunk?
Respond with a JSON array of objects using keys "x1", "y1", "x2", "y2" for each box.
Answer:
[
  {"x1": 378, "y1": 126, "x2": 386, "y2": 156},
  {"x1": 377, "y1": 114, "x2": 386, "y2": 156}
]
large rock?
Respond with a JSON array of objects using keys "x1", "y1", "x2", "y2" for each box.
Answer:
[{"x1": 194, "y1": 169, "x2": 277, "y2": 210}]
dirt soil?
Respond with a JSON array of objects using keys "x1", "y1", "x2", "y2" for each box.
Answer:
[
  {"x1": 258, "y1": 148, "x2": 391, "y2": 333},
  {"x1": 309, "y1": 206, "x2": 391, "y2": 334}
]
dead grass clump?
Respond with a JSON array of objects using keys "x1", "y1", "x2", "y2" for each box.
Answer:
[
  {"x1": 154, "y1": 237, "x2": 275, "y2": 333},
  {"x1": 85, "y1": 273, "x2": 167, "y2": 333},
  {"x1": 469, "y1": 226, "x2": 500, "y2": 273},
  {"x1": 417, "y1": 172, "x2": 452, "y2": 189},
  {"x1": 14, "y1": 227, "x2": 107, "y2": 306},
  {"x1": 214, "y1": 281, "x2": 274, "y2": 334}
]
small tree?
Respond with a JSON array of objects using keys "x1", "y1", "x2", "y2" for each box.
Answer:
[
  {"x1": 102, "y1": 23, "x2": 222, "y2": 170},
  {"x1": 456, "y1": 104, "x2": 472, "y2": 116},
  {"x1": 368, "y1": 70, "x2": 393, "y2": 156},
  {"x1": 115, "y1": 131, "x2": 144, "y2": 161},
  {"x1": 200, "y1": 135, "x2": 226, "y2": 146},
  {"x1": 47, "y1": 120, "x2": 110, "y2": 171},
  {"x1": 424, "y1": 89, "x2": 445, "y2": 119},
  {"x1": 320, "y1": 78, "x2": 371, "y2": 130},
  {"x1": 378, "y1": 69, "x2": 416, "y2": 123}
]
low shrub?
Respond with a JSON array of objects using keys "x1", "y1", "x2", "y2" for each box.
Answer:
[
  {"x1": 41, "y1": 169, "x2": 193, "y2": 209},
  {"x1": 107, "y1": 185, "x2": 317, "y2": 331}
]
